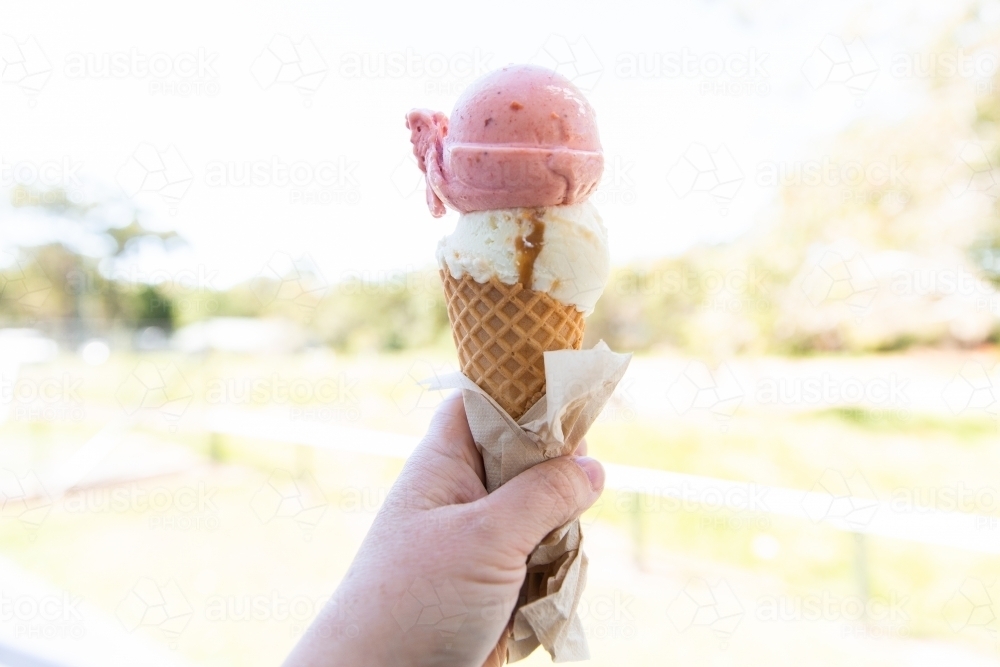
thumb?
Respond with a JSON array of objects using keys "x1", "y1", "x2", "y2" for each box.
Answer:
[{"x1": 478, "y1": 456, "x2": 604, "y2": 558}]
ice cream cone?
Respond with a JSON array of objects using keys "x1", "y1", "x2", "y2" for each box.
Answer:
[
  {"x1": 440, "y1": 271, "x2": 585, "y2": 420},
  {"x1": 414, "y1": 65, "x2": 617, "y2": 663}
]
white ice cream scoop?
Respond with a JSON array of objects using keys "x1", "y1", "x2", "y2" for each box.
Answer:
[{"x1": 435, "y1": 201, "x2": 610, "y2": 315}]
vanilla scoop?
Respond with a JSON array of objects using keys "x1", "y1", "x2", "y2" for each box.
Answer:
[{"x1": 435, "y1": 201, "x2": 610, "y2": 315}]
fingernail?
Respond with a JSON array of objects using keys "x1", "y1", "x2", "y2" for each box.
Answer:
[{"x1": 573, "y1": 456, "x2": 604, "y2": 491}]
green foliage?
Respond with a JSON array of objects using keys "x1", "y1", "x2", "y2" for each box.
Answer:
[
  {"x1": 6, "y1": 13, "x2": 1000, "y2": 355},
  {"x1": 131, "y1": 285, "x2": 174, "y2": 329},
  {"x1": 311, "y1": 275, "x2": 451, "y2": 352},
  {"x1": 1, "y1": 186, "x2": 186, "y2": 332}
]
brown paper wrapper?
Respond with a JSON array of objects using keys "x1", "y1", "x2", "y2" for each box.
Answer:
[{"x1": 426, "y1": 341, "x2": 631, "y2": 662}]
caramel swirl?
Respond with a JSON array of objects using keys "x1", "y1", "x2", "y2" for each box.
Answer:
[{"x1": 514, "y1": 209, "x2": 545, "y2": 287}]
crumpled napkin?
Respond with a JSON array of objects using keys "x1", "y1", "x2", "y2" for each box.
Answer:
[{"x1": 426, "y1": 341, "x2": 631, "y2": 662}]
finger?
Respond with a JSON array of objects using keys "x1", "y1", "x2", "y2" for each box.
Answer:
[
  {"x1": 392, "y1": 392, "x2": 487, "y2": 508},
  {"x1": 573, "y1": 438, "x2": 587, "y2": 457},
  {"x1": 476, "y1": 456, "x2": 604, "y2": 558},
  {"x1": 412, "y1": 391, "x2": 484, "y2": 479},
  {"x1": 480, "y1": 630, "x2": 507, "y2": 667}
]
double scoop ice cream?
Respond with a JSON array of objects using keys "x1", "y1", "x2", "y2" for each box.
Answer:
[{"x1": 408, "y1": 64, "x2": 611, "y2": 316}]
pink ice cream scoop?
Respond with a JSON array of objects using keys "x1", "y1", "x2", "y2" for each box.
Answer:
[{"x1": 406, "y1": 64, "x2": 604, "y2": 217}]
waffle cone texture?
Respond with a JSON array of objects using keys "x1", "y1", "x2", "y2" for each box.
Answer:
[{"x1": 440, "y1": 271, "x2": 586, "y2": 419}]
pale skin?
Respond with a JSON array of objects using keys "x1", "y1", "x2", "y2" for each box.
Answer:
[{"x1": 283, "y1": 392, "x2": 604, "y2": 667}]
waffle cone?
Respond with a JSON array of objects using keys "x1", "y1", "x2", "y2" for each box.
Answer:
[{"x1": 440, "y1": 271, "x2": 586, "y2": 420}]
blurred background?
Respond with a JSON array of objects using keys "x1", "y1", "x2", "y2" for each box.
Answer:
[{"x1": 2, "y1": 0, "x2": 1000, "y2": 665}]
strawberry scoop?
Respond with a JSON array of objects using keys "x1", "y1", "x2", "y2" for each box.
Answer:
[{"x1": 406, "y1": 64, "x2": 604, "y2": 216}]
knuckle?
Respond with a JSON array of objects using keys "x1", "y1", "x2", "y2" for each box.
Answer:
[
  {"x1": 536, "y1": 461, "x2": 585, "y2": 518},
  {"x1": 421, "y1": 408, "x2": 469, "y2": 450},
  {"x1": 465, "y1": 504, "x2": 501, "y2": 539}
]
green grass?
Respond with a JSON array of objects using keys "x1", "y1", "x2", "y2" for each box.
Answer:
[
  {"x1": 2, "y1": 350, "x2": 998, "y2": 665},
  {"x1": 820, "y1": 406, "x2": 997, "y2": 439}
]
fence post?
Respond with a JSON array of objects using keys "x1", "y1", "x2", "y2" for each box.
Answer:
[
  {"x1": 853, "y1": 532, "x2": 871, "y2": 616},
  {"x1": 631, "y1": 491, "x2": 646, "y2": 570}
]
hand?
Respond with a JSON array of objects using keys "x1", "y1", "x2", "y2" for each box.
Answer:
[{"x1": 284, "y1": 392, "x2": 604, "y2": 667}]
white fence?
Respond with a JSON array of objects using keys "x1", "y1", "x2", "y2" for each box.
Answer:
[{"x1": 205, "y1": 408, "x2": 1000, "y2": 555}]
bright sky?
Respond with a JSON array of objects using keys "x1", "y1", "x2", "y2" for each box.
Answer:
[{"x1": 1, "y1": 0, "x2": 988, "y2": 289}]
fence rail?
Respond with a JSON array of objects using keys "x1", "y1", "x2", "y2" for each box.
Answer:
[{"x1": 205, "y1": 408, "x2": 1000, "y2": 555}]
